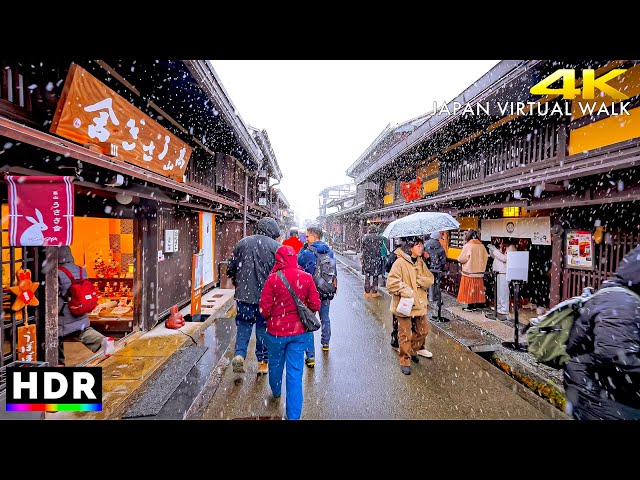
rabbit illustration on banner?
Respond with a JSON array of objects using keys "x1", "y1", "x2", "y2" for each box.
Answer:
[{"x1": 19, "y1": 208, "x2": 48, "y2": 246}]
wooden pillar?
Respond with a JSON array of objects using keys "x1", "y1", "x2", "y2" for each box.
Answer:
[
  {"x1": 44, "y1": 247, "x2": 58, "y2": 366},
  {"x1": 135, "y1": 201, "x2": 159, "y2": 331},
  {"x1": 243, "y1": 175, "x2": 248, "y2": 237},
  {"x1": 550, "y1": 224, "x2": 563, "y2": 307},
  {"x1": 557, "y1": 122, "x2": 568, "y2": 160}
]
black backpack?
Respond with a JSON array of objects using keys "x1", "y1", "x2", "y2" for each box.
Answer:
[{"x1": 309, "y1": 245, "x2": 337, "y2": 300}]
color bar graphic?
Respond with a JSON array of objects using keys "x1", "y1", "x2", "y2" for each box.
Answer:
[{"x1": 6, "y1": 404, "x2": 102, "y2": 412}]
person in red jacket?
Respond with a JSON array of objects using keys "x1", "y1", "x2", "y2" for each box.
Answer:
[
  {"x1": 259, "y1": 245, "x2": 321, "y2": 420},
  {"x1": 282, "y1": 228, "x2": 304, "y2": 254}
]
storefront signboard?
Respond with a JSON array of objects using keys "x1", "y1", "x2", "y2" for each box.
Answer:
[
  {"x1": 565, "y1": 230, "x2": 594, "y2": 270},
  {"x1": 6, "y1": 176, "x2": 74, "y2": 246},
  {"x1": 480, "y1": 217, "x2": 551, "y2": 245},
  {"x1": 51, "y1": 64, "x2": 192, "y2": 182}
]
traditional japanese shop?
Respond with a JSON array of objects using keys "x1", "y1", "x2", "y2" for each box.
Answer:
[{"x1": 69, "y1": 217, "x2": 136, "y2": 335}]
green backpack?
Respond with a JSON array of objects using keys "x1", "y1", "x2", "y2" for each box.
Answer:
[{"x1": 527, "y1": 286, "x2": 640, "y2": 369}]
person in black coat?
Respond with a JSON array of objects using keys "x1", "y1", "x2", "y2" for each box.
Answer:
[
  {"x1": 227, "y1": 216, "x2": 281, "y2": 375},
  {"x1": 423, "y1": 232, "x2": 446, "y2": 303},
  {"x1": 563, "y1": 244, "x2": 640, "y2": 420},
  {"x1": 385, "y1": 238, "x2": 402, "y2": 349},
  {"x1": 360, "y1": 226, "x2": 385, "y2": 297}
]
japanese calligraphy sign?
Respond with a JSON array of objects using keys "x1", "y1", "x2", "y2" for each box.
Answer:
[
  {"x1": 6, "y1": 176, "x2": 74, "y2": 246},
  {"x1": 50, "y1": 64, "x2": 192, "y2": 182},
  {"x1": 17, "y1": 323, "x2": 37, "y2": 362}
]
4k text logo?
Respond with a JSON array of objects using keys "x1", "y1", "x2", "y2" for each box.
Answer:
[{"x1": 530, "y1": 69, "x2": 629, "y2": 100}]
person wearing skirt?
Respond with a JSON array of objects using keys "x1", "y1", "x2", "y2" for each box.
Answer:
[{"x1": 457, "y1": 230, "x2": 489, "y2": 312}]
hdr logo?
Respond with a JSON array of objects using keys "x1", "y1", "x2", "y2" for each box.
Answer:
[
  {"x1": 6, "y1": 367, "x2": 102, "y2": 412},
  {"x1": 530, "y1": 69, "x2": 629, "y2": 100}
]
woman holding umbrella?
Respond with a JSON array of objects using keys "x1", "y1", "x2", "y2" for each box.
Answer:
[{"x1": 386, "y1": 236, "x2": 434, "y2": 375}]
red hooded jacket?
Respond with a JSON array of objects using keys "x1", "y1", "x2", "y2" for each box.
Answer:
[
  {"x1": 260, "y1": 245, "x2": 321, "y2": 336},
  {"x1": 282, "y1": 235, "x2": 304, "y2": 254}
]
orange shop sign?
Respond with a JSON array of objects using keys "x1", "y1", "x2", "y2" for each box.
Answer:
[{"x1": 50, "y1": 64, "x2": 192, "y2": 182}]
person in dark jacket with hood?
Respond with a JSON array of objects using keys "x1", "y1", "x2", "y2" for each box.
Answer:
[
  {"x1": 44, "y1": 246, "x2": 113, "y2": 366},
  {"x1": 360, "y1": 225, "x2": 385, "y2": 298},
  {"x1": 563, "y1": 244, "x2": 640, "y2": 420},
  {"x1": 298, "y1": 226, "x2": 335, "y2": 366},
  {"x1": 260, "y1": 245, "x2": 321, "y2": 419},
  {"x1": 227, "y1": 217, "x2": 281, "y2": 375}
]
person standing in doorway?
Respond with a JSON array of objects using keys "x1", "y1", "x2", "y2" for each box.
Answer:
[
  {"x1": 227, "y1": 217, "x2": 281, "y2": 376},
  {"x1": 457, "y1": 229, "x2": 489, "y2": 312},
  {"x1": 298, "y1": 226, "x2": 336, "y2": 367},
  {"x1": 487, "y1": 238, "x2": 517, "y2": 318},
  {"x1": 259, "y1": 245, "x2": 321, "y2": 420},
  {"x1": 282, "y1": 228, "x2": 304, "y2": 254},
  {"x1": 360, "y1": 225, "x2": 385, "y2": 298}
]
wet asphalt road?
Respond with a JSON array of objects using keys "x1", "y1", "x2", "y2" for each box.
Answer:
[{"x1": 201, "y1": 263, "x2": 553, "y2": 420}]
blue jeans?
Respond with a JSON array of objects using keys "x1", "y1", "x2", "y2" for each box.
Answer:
[
  {"x1": 234, "y1": 301, "x2": 268, "y2": 362},
  {"x1": 266, "y1": 332, "x2": 311, "y2": 420},
  {"x1": 305, "y1": 299, "x2": 331, "y2": 359}
]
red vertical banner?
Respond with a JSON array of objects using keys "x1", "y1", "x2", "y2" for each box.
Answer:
[{"x1": 6, "y1": 176, "x2": 74, "y2": 246}]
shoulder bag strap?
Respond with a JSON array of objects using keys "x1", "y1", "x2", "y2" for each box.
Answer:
[
  {"x1": 276, "y1": 271, "x2": 303, "y2": 305},
  {"x1": 57, "y1": 266, "x2": 76, "y2": 282}
]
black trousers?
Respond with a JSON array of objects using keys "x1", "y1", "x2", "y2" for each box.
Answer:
[{"x1": 364, "y1": 273, "x2": 379, "y2": 293}]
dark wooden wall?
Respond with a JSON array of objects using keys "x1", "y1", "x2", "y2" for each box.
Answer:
[
  {"x1": 156, "y1": 206, "x2": 200, "y2": 316},
  {"x1": 215, "y1": 219, "x2": 244, "y2": 289}
]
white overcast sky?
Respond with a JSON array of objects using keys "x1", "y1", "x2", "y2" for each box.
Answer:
[{"x1": 210, "y1": 60, "x2": 500, "y2": 224}]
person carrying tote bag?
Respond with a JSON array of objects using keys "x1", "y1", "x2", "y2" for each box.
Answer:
[{"x1": 386, "y1": 236, "x2": 434, "y2": 376}]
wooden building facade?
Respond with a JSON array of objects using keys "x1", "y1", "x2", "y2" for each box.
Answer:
[
  {"x1": 343, "y1": 60, "x2": 640, "y2": 309},
  {"x1": 0, "y1": 59, "x2": 283, "y2": 374}
]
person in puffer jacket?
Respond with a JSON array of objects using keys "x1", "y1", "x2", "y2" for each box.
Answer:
[
  {"x1": 260, "y1": 245, "x2": 321, "y2": 420},
  {"x1": 563, "y1": 244, "x2": 640, "y2": 420}
]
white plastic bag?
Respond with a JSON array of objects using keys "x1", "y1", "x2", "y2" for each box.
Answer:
[{"x1": 396, "y1": 296, "x2": 415, "y2": 316}]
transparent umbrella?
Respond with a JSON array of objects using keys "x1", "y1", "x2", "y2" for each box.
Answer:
[{"x1": 382, "y1": 212, "x2": 460, "y2": 239}]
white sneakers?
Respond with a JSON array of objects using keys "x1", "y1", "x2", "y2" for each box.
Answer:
[
  {"x1": 102, "y1": 337, "x2": 115, "y2": 357},
  {"x1": 416, "y1": 349, "x2": 433, "y2": 358}
]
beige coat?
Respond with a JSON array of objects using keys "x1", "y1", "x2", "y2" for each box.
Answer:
[
  {"x1": 386, "y1": 248, "x2": 434, "y2": 318},
  {"x1": 457, "y1": 239, "x2": 489, "y2": 278}
]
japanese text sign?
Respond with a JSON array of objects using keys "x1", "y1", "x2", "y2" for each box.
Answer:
[
  {"x1": 6, "y1": 176, "x2": 74, "y2": 246},
  {"x1": 50, "y1": 64, "x2": 192, "y2": 182},
  {"x1": 17, "y1": 324, "x2": 37, "y2": 362}
]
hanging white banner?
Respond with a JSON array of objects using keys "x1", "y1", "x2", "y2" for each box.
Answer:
[{"x1": 480, "y1": 217, "x2": 551, "y2": 245}]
